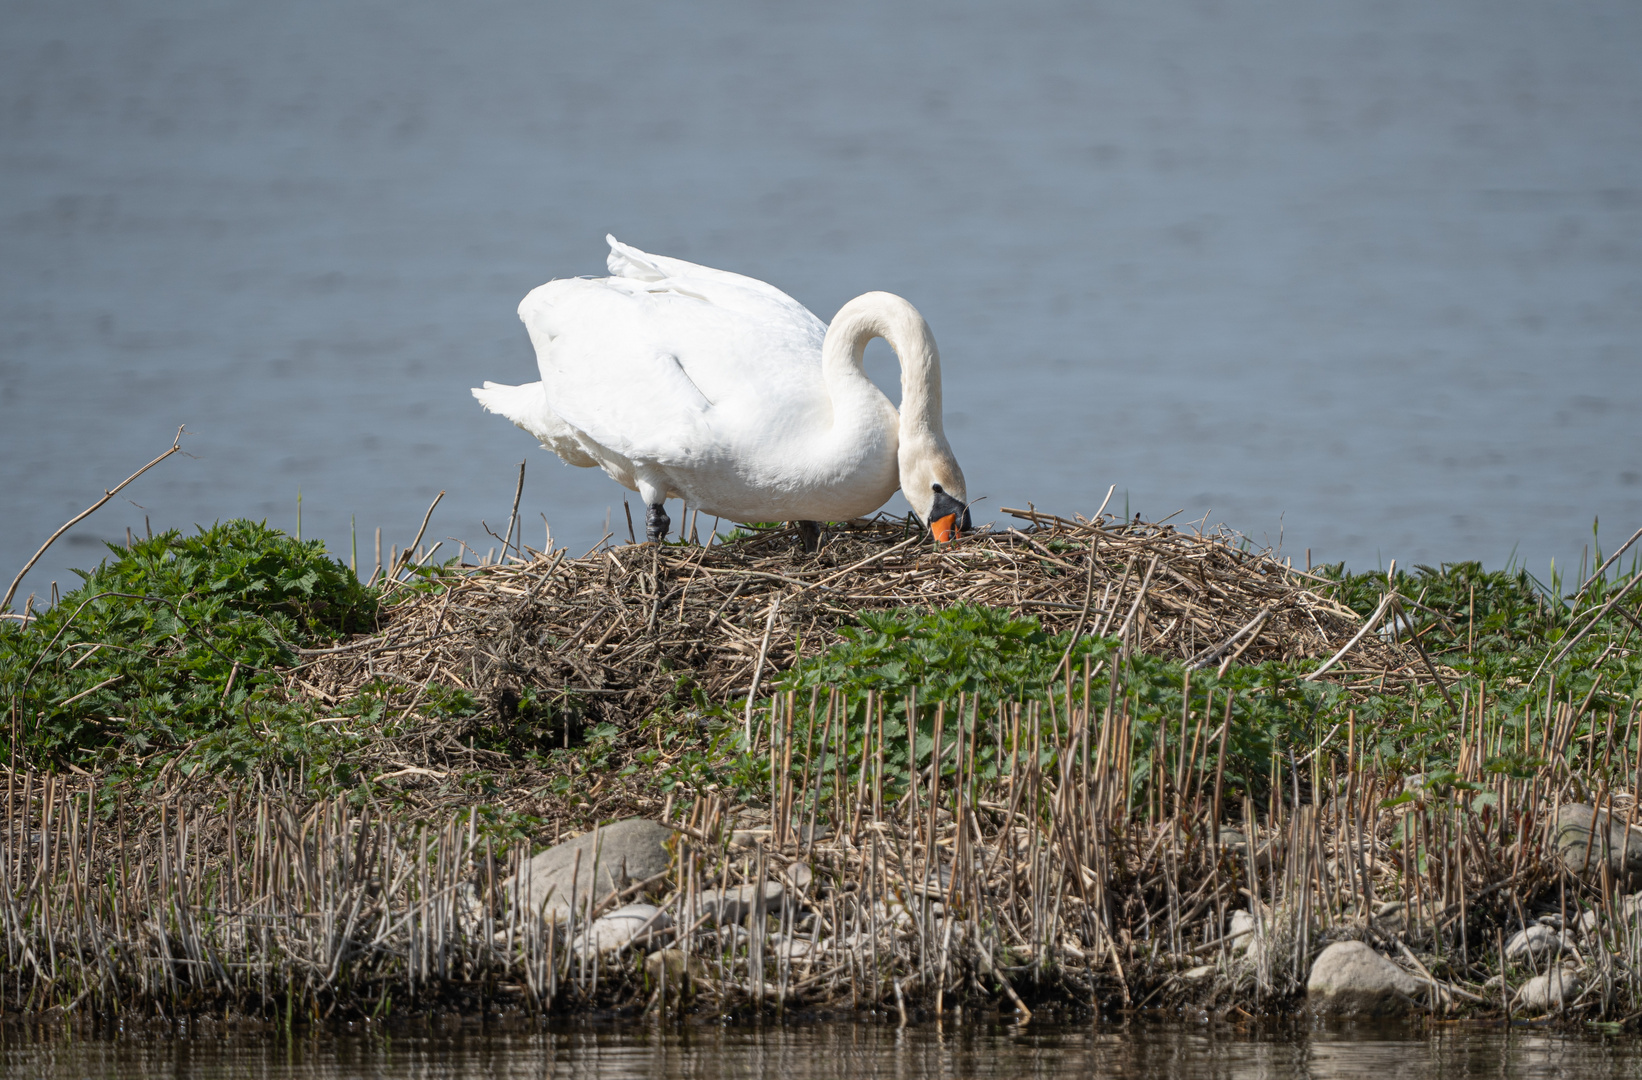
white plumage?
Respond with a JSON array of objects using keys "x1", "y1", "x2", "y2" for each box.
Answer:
[{"x1": 473, "y1": 236, "x2": 967, "y2": 541}]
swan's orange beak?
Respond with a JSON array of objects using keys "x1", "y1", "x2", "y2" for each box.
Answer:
[{"x1": 926, "y1": 485, "x2": 970, "y2": 543}]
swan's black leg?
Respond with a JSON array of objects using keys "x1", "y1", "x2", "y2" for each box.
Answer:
[
  {"x1": 796, "y1": 520, "x2": 821, "y2": 553},
  {"x1": 645, "y1": 503, "x2": 670, "y2": 543}
]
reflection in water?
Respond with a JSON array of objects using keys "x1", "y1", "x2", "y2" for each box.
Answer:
[{"x1": 1, "y1": 1021, "x2": 1637, "y2": 1079}]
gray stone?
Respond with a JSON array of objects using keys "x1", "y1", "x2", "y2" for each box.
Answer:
[
  {"x1": 1214, "y1": 827, "x2": 1273, "y2": 869},
  {"x1": 1505, "y1": 924, "x2": 1573, "y2": 963},
  {"x1": 1181, "y1": 964, "x2": 1217, "y2": 985},
  {"x1": 681, "y1": 881, "x2": 784, "y2": 926},
  {"x1": 1228, "y1": 910, "x2": 1262, "y2": 955},
  {"x1": 1552, "y1": 804, "x2": 1642, "y2": 890},
  {"x1": 579, "y1": 903, "x2": 672, "y2": 955},
  {"x1": 506, "y1": 818, "x2": 675, "y2": 921},
  {"x1": 729, "y1": 828, "x2": 771, "y2": 850},
  {"x1": 773, "y1": 934, "x2": 819, "y2": 961},
  {"x1": 644, "y1": 948, "x2": 711, "y2": 985},
  {"x1": 782, "y1": 861, "x2": 814, "y2": 892},
  {"x1": 1371, "y1": 901, "x2": 1409, "y2": 934},
  {"x1": 1516, "y1": 966, "x2": 1583, "y2": 1013},
  {"x1": 1306, "y1": 941, "x2": 1425, "y2": 1017}
]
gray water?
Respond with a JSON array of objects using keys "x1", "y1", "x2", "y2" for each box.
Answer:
[
  {"x1": 3, "y1": 0, "x2": 1641, "y2": 605},
  {"x1": 4, "y1": 1021, "x2": 1642, "y2": 1080}
]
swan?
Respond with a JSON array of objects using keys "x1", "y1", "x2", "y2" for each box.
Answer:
[{"x1": 472, "y1": 236, "x2": 969, "y2": 544}]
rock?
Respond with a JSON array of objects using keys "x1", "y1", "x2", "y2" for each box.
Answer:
[
  {"x1": 1371, "y1": 901, "x2": 1408, "y2": 934},
  {"x1": 578, "y1": 903, "x2": 672, "y2": 955},
  {"x1": 1181, "y1": 964, "x2": 1217, "y2": 985},
  {"x1": 1214, "y1": 827, "x2": 1274, "y2": 869},
  {"x1": 1505, "y1": 924, "x2": 1573, "y2": 963},
  {"x1": 456, "y1": 881, "x2": 486, "y2": 932},
  {"x1": 773, "y1": 934, "x2": 819, "y2": 961},
  {"x1": 1228, "y1": 910, "x2": 1261, "y2": 954},
  {"x1": 782, "y1": 861, "x2": 814, "y2": 892},
  {"x1": 505, "y1": 819, "x2": 674, "y2": 921},
  {"x1": 644, "y1": 946, "x2": 785, "y2": 1000},
  {"x1": 1552, "y1": 804, "x2": 1642, "y2": 890},
  {"x1": 681, "y1": 881, "x2": 784, "y2": 926},
  {"x1": 729, "y1": 828, "x2": 770, "y2": 850},
  {"x1": 1306, "y1": 941, "x2": 1425, "y2": 1017},
  {"x1": 1516, "y1": 966, "x2": 1584, "y2": 1013},
  {"x1": 645, "y1": 948, "x2": 711, "y2": 985},
  {"x1": 873, "y1": 900, "x2": 914, "y2": 932}
]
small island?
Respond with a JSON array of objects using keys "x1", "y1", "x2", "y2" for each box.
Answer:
[{"x1": 1, "y1": 508, "x2": 1638, "y2": 1029}]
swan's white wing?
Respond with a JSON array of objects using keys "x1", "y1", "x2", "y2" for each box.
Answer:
[
  {"x1": 604, "y1": 236, "x2": 826, "y2": 352},
  {"x1": 520, "y1": 281, "x2": 725, "y2": 468},
  {"x1": 519, "y1": 269, "x2": 828, "y2": 469}
]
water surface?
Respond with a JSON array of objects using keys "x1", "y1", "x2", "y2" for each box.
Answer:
[
  {"x1": 3, "y1": 1, "x2": 1640, "y2": 602},
  {"x1": 5, "y1": 1020, "x2": 1642, "y2": 1080}
]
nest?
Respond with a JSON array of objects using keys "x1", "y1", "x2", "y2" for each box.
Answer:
[{"x1": 285, "y1": 508, "x2": 1414, "y2": 729}]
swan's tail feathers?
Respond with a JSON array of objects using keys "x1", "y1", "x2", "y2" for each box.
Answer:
[
  {"x1": 606, "y1": 235, "x2": 667, "y2": 282},
  {"x1": 471, "y1": 381, "x2": 599, "y2": 467}
]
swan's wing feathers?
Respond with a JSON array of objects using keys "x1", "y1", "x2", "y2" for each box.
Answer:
[
  {"x1": 544, "y1": 342, "x2": 719, "y2": 467},
  {"x1": 604, "y1": 235, "x2": 826, "y2": 345},
  {"x1": 604, "y1": 236, "x2": 667, "y2": 282},
  {"x1": 522, "y1": 284, "x2": 720, "y2": 466}
]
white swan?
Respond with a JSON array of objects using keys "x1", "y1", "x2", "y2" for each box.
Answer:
[{"x1": 472, "y1": 236, "x2": 969, "y2": 544}]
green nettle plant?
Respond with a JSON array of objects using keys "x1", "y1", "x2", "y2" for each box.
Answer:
[
  {"x1": 0, "y1": 520, "x2": 378, "y2": 769},
  {"x1": 761, "y1": 604, "x2": 1346, "y2": 810}
]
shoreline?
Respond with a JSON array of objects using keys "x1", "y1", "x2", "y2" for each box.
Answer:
[{"x1": 0, "y1": 765, "x2": 1631, "y2": 1027}]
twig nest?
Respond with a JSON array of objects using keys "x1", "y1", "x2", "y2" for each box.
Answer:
[
  {"x1": 286, "y1": 514, "x2": 1415, "y2": 732},
  {"x1": 1306, "y1": 941, "x2": 1426, "y2": 1018}
]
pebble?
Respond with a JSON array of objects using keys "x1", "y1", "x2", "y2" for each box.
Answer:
[
  {"x1": 579, "y1": 903, "x2": 671, "y2": 955},
  {"x1": 1516, "y1": 966, "x2": 1583, "y2": 1013},
  {"x1": 1307, "y1": 941, "x2": 1426, "y2": 1018},
  {"x1": 1505, "y1": 924, "x2": 1574, "y2": 963}
]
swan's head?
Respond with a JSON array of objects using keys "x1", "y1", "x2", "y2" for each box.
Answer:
[{"x1": 902, "y1": 445, "x2": 970, "y2": 543}]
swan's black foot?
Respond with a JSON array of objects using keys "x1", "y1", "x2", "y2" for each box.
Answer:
[
  {"x1": 646, "y1": 504, "x2": 670, "y2": 543},
  {"x1": 796, "y1": 520, "x2": 821, "y2": 553}
]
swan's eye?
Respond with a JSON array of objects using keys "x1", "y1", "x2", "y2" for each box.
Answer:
[{"x1": 931, "y1": 483, "x2": 943, "y2": 494}]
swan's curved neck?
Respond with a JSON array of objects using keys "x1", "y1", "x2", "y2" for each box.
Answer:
[{"x1": 821, "y1": 292, "x2": 947, "y2": 445}]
